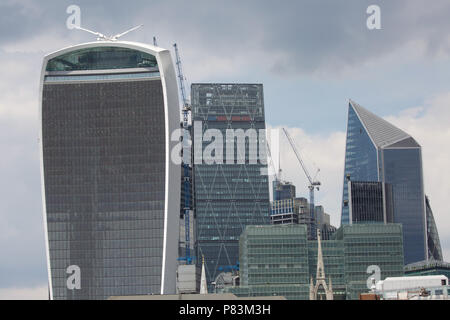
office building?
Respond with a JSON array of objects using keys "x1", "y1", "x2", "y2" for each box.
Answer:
[
  {"x1": 270, "y1": 181, "x2": 335, "y2": 239},
  {"x1": 270, "y1": 197, "x2": 307, "y2": 225},
  {"x1": 341, "y1": 100, "x2": 429, "y2": 264},
  {"x1": 346, "y1": 180, "x2": 394, "y2": 224},
  {"x1": 374, "y1": 275, "x2": 449, "y2": 300},
  {"x1": 226, "y1": 223, "x2": 404, "y2": 299},
  {"x1": 425, "y1": 196, "x2": 443, "y2": 261},
  {"x1": 405, "y1": 260, "x2": 450, "y2": 279},
  {"x1": 273, "y1": 180, "x2": 296, "y2": 201},
  {"x1": 191, "y1": 83, "x2": 270, "y2": 289},
  {"x1": 315, "y1": 206, "x2": 330, "y2": 226},
  {"x1": 315, "y1": 206, "x2": 337, "y2": 240},
  {"x1": 179, "y1": 164, "x2": 195, "y2": 260},
  {"x1": 39, "y1": 42, "x2": 180, "y2": 299}
]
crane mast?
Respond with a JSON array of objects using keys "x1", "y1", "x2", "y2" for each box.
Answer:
[
  {"x1": 282, "y1": 128, "x2": 320, "y2": 239},
  {"x1": 266, "y1": 141, "x2": 281, "y2": 182},
  {"x1": 173, "y1": 43, "x2": 193, "y2": 264}
]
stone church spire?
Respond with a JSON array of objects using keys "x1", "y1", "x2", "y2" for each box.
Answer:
[{"x1": 310, "y1": 229, "x2": 333, "y2": 300}]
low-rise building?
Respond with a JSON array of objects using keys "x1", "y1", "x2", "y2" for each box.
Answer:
[
  {"x1": 225, "y1": 223, "x2": 404, "y2": 300},
  {"x1": 375, "y1": 275, "x2": 449, "y2": 300},
  {"x1": 404, "y1": 260, "x2": 450, "y2": 279}
]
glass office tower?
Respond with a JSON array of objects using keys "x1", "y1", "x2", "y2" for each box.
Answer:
[
  {"x1": 347, "y1": 181, "x2": 394, "y2": 224},
  {"x1": 191, "y1": 83, "x2": 270, "y2": 288},
  {"x1": 425, "y1": 196, "x2": 443, "y2": 261},
  {"x1": 39, "y1": 42, "x2": 181, "y2": 299},
  {"x1": 341, "y1": 100, "x2": 428, "y2": 264}
]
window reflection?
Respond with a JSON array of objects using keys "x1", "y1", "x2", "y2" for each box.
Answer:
[{"x1": 46, "y1": 47, "x2": 158, "y2": 72}]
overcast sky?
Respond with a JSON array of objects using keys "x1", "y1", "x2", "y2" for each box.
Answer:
[{"x1": 1, "y1": 0, "x2": 450, "y2": 299}]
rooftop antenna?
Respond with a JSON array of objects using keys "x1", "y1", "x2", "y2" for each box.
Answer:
[{"x1": 73, "y1": 24, "x2": 143, "y2": 41}]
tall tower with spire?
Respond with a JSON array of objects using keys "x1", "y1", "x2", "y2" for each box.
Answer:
[
  {"x1": 200, "y1": 255, "x2": 208, "y2": 294},
  {"x1": 310, "y1": 229, "x2": 333, "y2": 300}
]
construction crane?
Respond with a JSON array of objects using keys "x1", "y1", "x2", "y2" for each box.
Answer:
[
  {"x1": 266, "y1": 139, "x2": 288, "y2": 202},
  {"x1": 266, "y1": 140, "x2": 282, "y2": 183},
  {"x1": 282, "y1": 128, "x2": 320, "y2": 239},
  {"x1": 173, "y1": 43, "x2": 194, "y2": 264},
  {"x1": 173, "y1": 43, "x2": 189, "y2": 109}
]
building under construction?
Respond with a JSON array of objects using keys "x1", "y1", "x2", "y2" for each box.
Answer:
[{"x1": 270, "y1": 181, "x2": 336, "y2": 240}]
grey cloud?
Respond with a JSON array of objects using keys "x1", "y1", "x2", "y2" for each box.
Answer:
[
  {"x1": 4, "y1": 1, "x2": 450, "y2": 75},
  {"x1": 1, "y1": 0, "x2": 450, "y2": 290},
  {"x1": 0, "y1": 117, "x2": 47, "y2": 287}
]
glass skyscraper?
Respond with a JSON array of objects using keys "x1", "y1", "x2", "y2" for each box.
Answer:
[
  {"x1": 39, "y1": 42, "x2": 181, "y2": 299},
  {"x1": 191, "y1": 83, "x2": 270, "y2": 288},
  {"x1": 341, "y1": 100, "x2": 428, "y2": 264},
  {"x1": 425, "y1": 195, "x2": 443, "y2": 261},
  {"x1": 347, "y1": 181, "x2": 394, "y2": 224}
]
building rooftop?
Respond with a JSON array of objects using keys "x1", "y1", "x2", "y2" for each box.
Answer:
[
  {"x1": 349, "y1": 99, "x2": 420, "y2": 148},
  {"x1": 108, "y1": 293, "x2": 286, "y2": 300},
  {"x1": 405, "y1": 260, "x2": 450, "y2": 271}
]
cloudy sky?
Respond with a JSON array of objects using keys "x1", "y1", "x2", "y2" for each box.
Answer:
[{"x1": 1, "y1": 0, "x2": 450, "y2": 299}]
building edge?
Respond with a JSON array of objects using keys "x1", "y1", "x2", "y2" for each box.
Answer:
[{"x1": 39, "y1": 41, "x2": 181, "y2": 298}]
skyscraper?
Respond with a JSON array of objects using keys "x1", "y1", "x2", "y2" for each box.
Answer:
[
  {"x1": 341, "y1": 100, "x2": 427, "y2": 264},
  {"x1": 425, "y1": 195, "x2": 443, "y2": 261},
  {"x1": 346, "y1": 180, "x2": 394, "y2": 224},
  {"x1": 191, "y1": 83, "x2": 270, "y2": 288},
  {"x1": 39, "y1": 41, "x2": 181, "y2": 299}
]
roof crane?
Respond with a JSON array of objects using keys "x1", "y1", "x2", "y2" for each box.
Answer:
[
  {"x1": 173, "y1": 43, "x2": 194, "y2": 265},
  {"x1": 173, "y1": 43, "x2": 190, "y2": 110},
  {"x1": 282, "y1": 128, "x2": 320, "y2": 239},
  {"x1": 73, "y1": 24, "x2": 143, "y2": 41}
]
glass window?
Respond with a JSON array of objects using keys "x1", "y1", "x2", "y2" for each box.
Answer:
[{"x1": 46, "y1": 46, "x2": 158, "y2": 71}]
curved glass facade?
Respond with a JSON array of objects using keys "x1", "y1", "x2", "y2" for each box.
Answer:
[
  {"x1": 425, "y1": 196, "x2": 443, "y2": 261},
  {"x1": 341, "y1": 101, "x2": 428, "y2": 265},
  {"x1": 44, "y1": 72, "x2": 160, "y2": 82},
  {"x1": 341, "y1": 104, "x2": 378, "y2": 225},
  {"x1": 46, "y1": 46, "x2": 158, "y2": 72},
  {"x1": 43, "y1": 78, "x2": 165, "y2": 299},
  {"x1": 41, "y1": 44, "x2": 178, "y2": 299}
]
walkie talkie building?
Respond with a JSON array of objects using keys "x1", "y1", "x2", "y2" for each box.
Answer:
[{"x1": 39, "y1": 41, "x2": 180, "y2": 299}]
